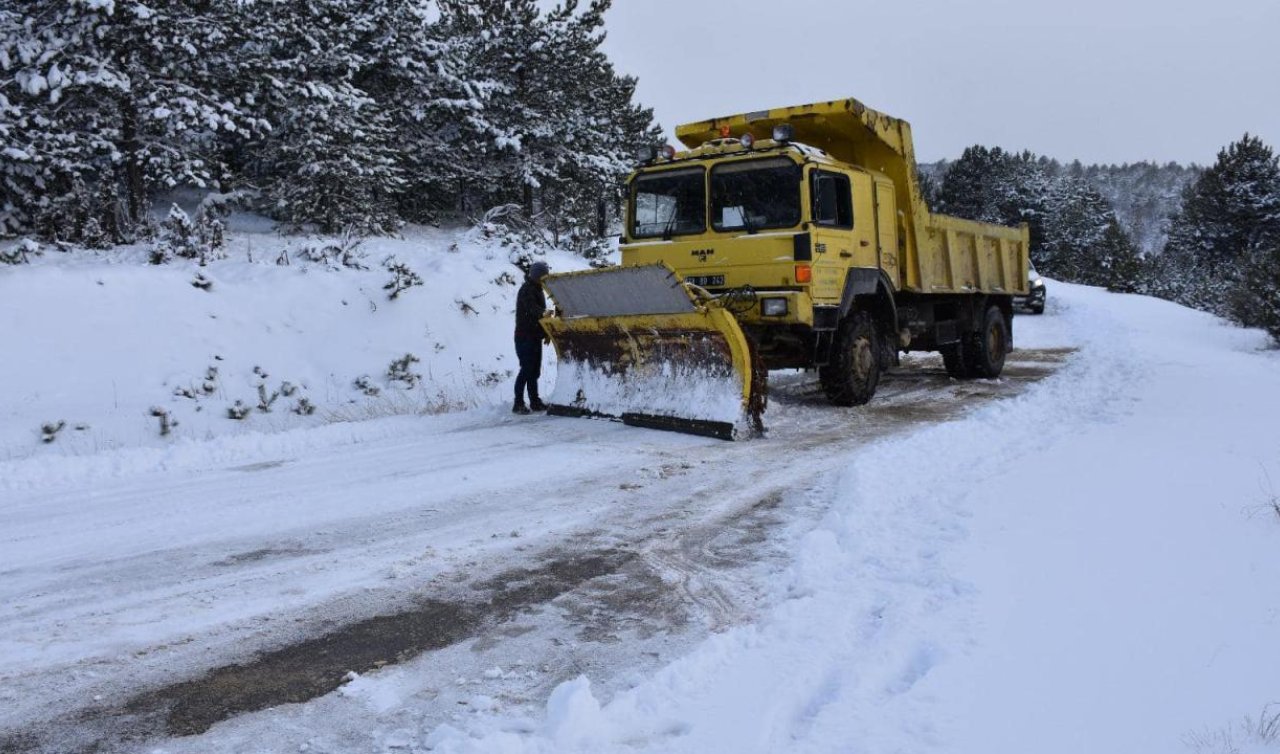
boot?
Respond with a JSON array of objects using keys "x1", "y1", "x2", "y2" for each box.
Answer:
[
  {"x1": 529, "y1": 397, "x2": 547, "y2": 412},
  {"x1": 512, "y1": 399, "x2": 530, "y2": 415}
]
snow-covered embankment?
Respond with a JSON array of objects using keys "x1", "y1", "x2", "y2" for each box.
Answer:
[{"x1": 0, "y1": 224, "x2": 583, "y2": 490}]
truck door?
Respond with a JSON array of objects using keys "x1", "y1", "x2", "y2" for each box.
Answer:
[
  {"x1": 872, "y1": 178, "x2": 900, "y2": 288},
  {"x1": 810, "y1": 167, "x2": 857, "y2": 302}
]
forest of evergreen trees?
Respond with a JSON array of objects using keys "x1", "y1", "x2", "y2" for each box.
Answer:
[
  {"x1": 2, "y1": 1, "x2": 1276, "y2": 341},
  {"x1": 0, "y1": 0, "x2": 658, "y2": 252},
  {"x1": 924, "y1": 139, "x2": 1280, "y2": 341}
]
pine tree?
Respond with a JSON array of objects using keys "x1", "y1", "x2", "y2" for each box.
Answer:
[
  {"x1": 937, "y1": 146, "x2": 1011, "y2": 224},
  {"x1": 1098, "y1": 218, "x2": 1144, "y2": 293},
  {"x1": 432, "y1": 0, "x2": 657, "y2": 242},
  {"x1": 347, "y1": 0, "x2": 483, "y2": 222},
  {"x1": 242, "y1": 0, "x2": 409, "y2": 234},
  {"x1": 1041, "y1": 178, "x2": 1115, "y2": 284},
  {"x1": 433, "y1": 0, "x2": 544, "y2": 213},
  {"x1": 1228, "y1": 243, "x2": 1280, "y2": 342},
  {"x1": 527, "y1": 0, "x2": 660, "y2": 247},
  {"x1": 1161, "y1": 134, "x2": 1280, "y2": 314},
  {"x1": 0, "y1": 0, "x2": 262, "y2": 239},
  {"x1": 937, "y1": 146, "x2": 1052, "y2": 254}
]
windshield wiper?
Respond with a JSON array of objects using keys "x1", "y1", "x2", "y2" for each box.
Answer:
[
  {"x1": 661, "y1": 210, "x2": 680, "y2": 241},
  {"x1": 729, "y1": 190, "x2": 757, "y2": 235}
]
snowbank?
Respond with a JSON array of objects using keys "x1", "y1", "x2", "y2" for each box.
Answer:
[{"x1": 0, "y1": 223, "x2": 586, "y2": 488}]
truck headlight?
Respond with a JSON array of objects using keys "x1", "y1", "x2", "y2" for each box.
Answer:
[
  {"x1": 1031, "y1": 278, "x2": 1045, "y2": 288},
  {"x1": 762, "y1": 298, "x2": 788, "y2": 316}
]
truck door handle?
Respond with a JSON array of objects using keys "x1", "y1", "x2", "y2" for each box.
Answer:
[
  {"x1": 840, "y1": 251, "x2": 853, "y2": 259},
  {"x1": 860, "y1": 240, "x2": 871, "y2": 247}
]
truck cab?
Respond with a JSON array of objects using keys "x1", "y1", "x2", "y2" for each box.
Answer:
[{"x1": 621, "y1": 137, "x2": 900, "y2": 370}]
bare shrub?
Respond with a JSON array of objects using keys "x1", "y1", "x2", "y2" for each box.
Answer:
[
  {"x1": 299, "y1": 230, "x2": 367, "y2": 270},
  {"x1": 257, "y1": 384, "x2": 280, "y2": 413},
  {"x1": 387, "y1": 354, "x2": 422, "y2": 388},
  {"x1": 202, "y1": 366, "x2": 219, "y2": 395},
  {"x1": 1186, "y1": 705, "x2": 1280, "y2": 753},
  {"x1": 40, "y1": 420, "x2": 66, "y2": 444},
  {"x1": 353, "y1": 375, "x2": 381, "y2": 397},
  {"x1": 149, "y1": 407, "x2": 177, "y2": 437},
  {"x1": 1, "y1": 239, "x2": 41, "y2": 265}
]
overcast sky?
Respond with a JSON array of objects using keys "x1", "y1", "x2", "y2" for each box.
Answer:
[{"x1": 600, "y1": 0, "x2": 1280, "y2": 166}]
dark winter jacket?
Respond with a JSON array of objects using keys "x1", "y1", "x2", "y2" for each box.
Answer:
[{"x1": 515, "y1": 280, "x2": 547, "y2": 338}]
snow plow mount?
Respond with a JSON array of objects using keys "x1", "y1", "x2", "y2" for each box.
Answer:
[{"x1": 540, "y1": 264, "x2": 765, "y2": 440}]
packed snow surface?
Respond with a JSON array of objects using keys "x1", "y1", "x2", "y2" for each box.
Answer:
[
  {"x1": 415, "y1": 287, "x2": 1280, "y2": 753},
  {"x1": 2, "y1": 235, "x2": 1278, "y2": 754}
]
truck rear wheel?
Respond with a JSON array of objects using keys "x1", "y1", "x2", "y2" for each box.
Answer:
[
  {"x1": 967, "y1": 306, "x2": 1008, "y2": 378},
  {"x1": 941, "y1": 342, "x2": 973, "y2": 379},
  {"x1": 942, "y1": 305, "x2": 1008, "y2": 379},
  {"x1": 820, "y1": 311, "x2": 880, "y2": 406}
]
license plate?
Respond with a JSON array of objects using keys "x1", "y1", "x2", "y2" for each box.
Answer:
[{"x1": 686, "y1": 274, "x2": 725, "y2": 287}]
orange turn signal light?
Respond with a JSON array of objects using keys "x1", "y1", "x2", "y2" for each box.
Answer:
[
  {"x1": 795, "y1": 265, "x2": 812, "y2": 284},
  {"x1": 720, "y1": 125, "x2": 733, "y2": 138}
]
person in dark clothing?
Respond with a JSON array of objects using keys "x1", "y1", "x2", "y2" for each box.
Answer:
[{"x1": 513, "y1": 261, "x2": 550, "y2": 414}]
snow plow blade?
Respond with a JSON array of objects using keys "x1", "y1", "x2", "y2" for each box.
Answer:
[{"x1": 541, "y1": 264, "x2": 764, "y2": 440}]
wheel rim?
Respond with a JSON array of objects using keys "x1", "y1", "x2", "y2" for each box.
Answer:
[
  {"x1": 853, "y1": 337, "x2": 874, "y2": 380},
  {"x1": 987, "y1": 322, "x2": 1005, "y2": 363}
]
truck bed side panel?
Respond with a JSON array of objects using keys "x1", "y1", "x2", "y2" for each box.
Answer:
[{"x1": 911, "y1": 215, "x2": 1029, "y2": 295}]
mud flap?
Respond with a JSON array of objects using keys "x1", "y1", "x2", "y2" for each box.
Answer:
[{"x1": 541, "y1": 265, "x2": 764, "y2": 440}]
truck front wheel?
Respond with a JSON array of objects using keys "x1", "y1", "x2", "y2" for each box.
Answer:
[{"x1": 820, "y1": 311, "x2": 880, "y2": 406}]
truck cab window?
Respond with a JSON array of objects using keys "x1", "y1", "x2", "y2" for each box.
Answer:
[
  {"x1": 711, "y1": 157, "x2": 801, "y2": 233},
  {"x1": 813, "y1": 171, "x2": 853, "y2": 228},
  {"x1": 631, "y1": 168, "x2": 706, "y2": 239}
]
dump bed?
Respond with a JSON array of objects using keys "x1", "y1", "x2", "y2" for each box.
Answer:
[{"x1": 676, "y1": 98, "x2": 1030, "y2": 297}]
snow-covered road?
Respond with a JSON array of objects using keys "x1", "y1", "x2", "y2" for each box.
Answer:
[
  {"x1": 2, "y1": 340, "x2": 1054, "y2": 752},
  {"x1": 3, "y1": 282, "x2": 1278, "y2": 754}
]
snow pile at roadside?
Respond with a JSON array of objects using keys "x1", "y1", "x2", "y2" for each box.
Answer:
[
  {"x1": 0, "y1": 221, "x2": 586, "y2": 486},
  {"x1": 421, "y1": 284, "x2": 1280, "y2": 753}
]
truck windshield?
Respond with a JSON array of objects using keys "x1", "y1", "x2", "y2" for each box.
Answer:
[
  {"x1": 631, "y1": 167, "x2": 706, "y2": 239},
  {"x1": 711, "y1": 157, "x2": 802, "y2": 233}
]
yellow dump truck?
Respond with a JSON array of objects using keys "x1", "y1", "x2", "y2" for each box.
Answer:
[{"x1": 541, "y1": 97, "x2": 1030, "y2": 439}]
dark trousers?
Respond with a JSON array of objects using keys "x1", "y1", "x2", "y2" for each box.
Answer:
[{"x1": 514, "y1": 335, "x2": 542, "y2": 404}]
